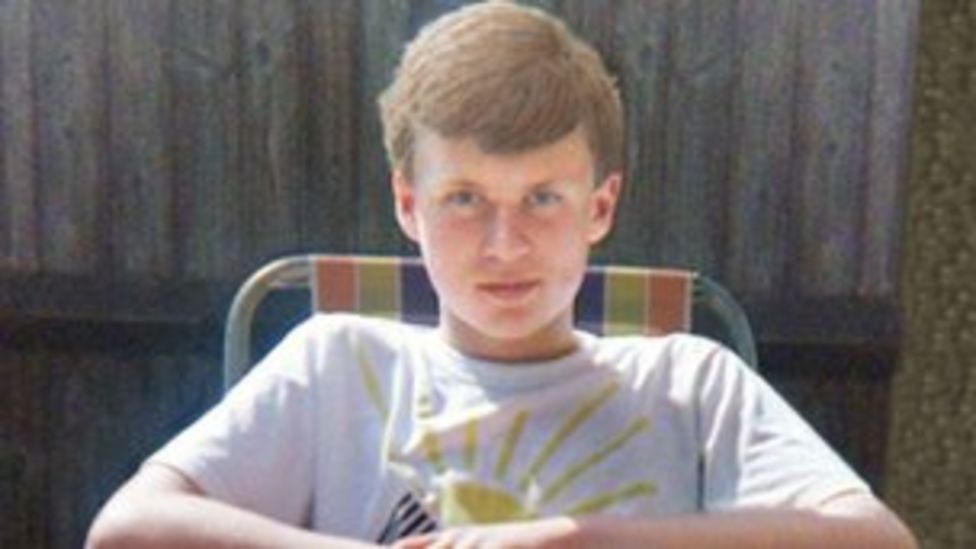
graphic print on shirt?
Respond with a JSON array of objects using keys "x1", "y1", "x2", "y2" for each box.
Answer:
[
  {"x1": 355, "y1": 335, "x2": 657, "y2": 530},
  {"x1": 408, "y1": 380, "x2": 656, "y2": 526},
  {"x1": 375, "y1": 491, "x2": 438, "y2": 544}
]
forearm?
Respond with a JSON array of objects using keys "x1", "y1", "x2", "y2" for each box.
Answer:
[
  {"x1": 86, "y1": 491, "x2": 374, "y2": 549},
  {"x1": 574, "y1": 508, "x2": 917, "y2": 549}
]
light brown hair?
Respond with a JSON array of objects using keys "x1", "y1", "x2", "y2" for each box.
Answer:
[{"x1": 378, "y1": 0, "x2": 623, "y2": 182}]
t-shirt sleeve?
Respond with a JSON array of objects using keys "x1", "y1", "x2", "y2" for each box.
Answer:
[
  {"x1": 693, "y1": 342, "x2": 871, "y2": 511},
  {"x1": 145, "y1": 319, "x2": 322, "y2": 525}
]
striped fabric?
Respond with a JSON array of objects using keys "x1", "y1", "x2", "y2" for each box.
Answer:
[
  {"x1": 576, "y1": 266, "x2": 693, "y2": 336},
  {"x1": 314, "y1": 256, "x2": 439, "y2": 325},
  {"x1": 312, "y1": 256, "x2": 693, "y2": 337}
]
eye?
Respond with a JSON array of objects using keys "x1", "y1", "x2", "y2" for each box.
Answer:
[
  {"x1": 444, "y1": 189, "x2": 481, "y2": 207},
  {"x1": 526, "y1": 189, "x2": 562, "y2": 207}
]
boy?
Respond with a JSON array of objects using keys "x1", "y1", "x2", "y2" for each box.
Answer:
[{"x1": 88, "y1": 2, "x2": 915, "y2": 547}]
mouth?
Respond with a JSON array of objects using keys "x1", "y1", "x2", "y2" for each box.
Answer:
[{"x1": 477, "y1": 280, "x2": 540, "y2": 303}]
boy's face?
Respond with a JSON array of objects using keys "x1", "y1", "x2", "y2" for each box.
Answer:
[{"x1": 393, "y1": 127, "x2": 621, "y2": 362}]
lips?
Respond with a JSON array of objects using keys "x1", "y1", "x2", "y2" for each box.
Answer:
[{"x1": 477, "y1": 280, "x2": 540, "y2": 302}]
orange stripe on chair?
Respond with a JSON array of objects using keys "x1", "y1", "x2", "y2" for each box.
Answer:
[
  {"x1": 646, "y1": 270, "x2": 693, "y2": 335},
  {"x1": 314, "y1": 257, "x2": 356, "y2": 312}
]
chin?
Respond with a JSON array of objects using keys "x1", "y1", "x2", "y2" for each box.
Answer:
[{"x1": 472, "y1": 311, "x2": 567, "y2": 343}]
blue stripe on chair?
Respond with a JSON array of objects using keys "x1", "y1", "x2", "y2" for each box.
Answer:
[
  {"x1": 401, "y1": 260, "x2": 439, "y2": 325},
  {"x1": 575, "y1": 269, "x2": 605, "y2": 335}
]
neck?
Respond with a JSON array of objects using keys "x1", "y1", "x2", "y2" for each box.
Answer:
[{"x1": 438, "y1": 318, "x2": 580, "y2": 363}]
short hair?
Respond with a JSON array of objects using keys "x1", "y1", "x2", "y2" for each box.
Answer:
[{"x1": 378, "y1": 0, "x2": 623, "y2": 182}]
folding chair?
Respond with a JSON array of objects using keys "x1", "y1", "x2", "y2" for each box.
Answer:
[{"x1": 222, "y1": 254, "x2": 758, "y2": 391}]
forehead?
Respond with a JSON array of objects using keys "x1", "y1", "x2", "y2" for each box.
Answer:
[{"x1": 410, "y1": 126, "x2": 595, "y2": 189}]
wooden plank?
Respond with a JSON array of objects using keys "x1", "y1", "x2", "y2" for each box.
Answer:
[
  {"x1": 792, "y1": 0, "x2": 874, "y2": 296},
  {"x1": 294, "y1": 0, "x2": 360, "y2": 254},
  {"x1": 357, "y1": 0, "x2": 413, "y2": 253},
  {"x1": 217, "y1": 3, "x2": 254, "y2": 278},
  {"x1": 231, "y1": 0, "x2": 303, "y2": 272},
  {"x1": 1, "y1": 315, "x2": 223, "y2": 355},
  {"x1": 0, "y1": 0, "x2": 39, "y2": 271},
  {"x1": 46, "y1": 353, "x2": 101, "y2": 545},
  {"x1": 859, "y1": 0, "x2": 919, "y2": 297},
  {"x1": 0, "y1": 273, "x2": 228, "y2": 326},
  {"x1": 601, "y1": 0, "x2": 671, "y2": 265},
  {"x1": 763, "y1": 344, "x2": 894, "y2": 490},
  {"x1": 656, "y1": 0, "x2": 736, "y2": 274},
  {"x1": 166, "y1": 1, "x2": 240, "y2": 279},
  {"x1": 104, "y1": 1, "x2": 175, "y2": 276},
  {"x1": 41, "y1": 350, "x2": 220, "y2": 548},
  {"x1": 0, "y1": 349, "x2": 48, "y2": 548},
  {"x1": 726, "y1": 0, "x2": 800, "y2": 296},
  {"x1": 30, "y1": 0, "x2": 107, "y2": 274},
  {"x1": 744, "y1": 296, "x2": 900, "y2": 346}
]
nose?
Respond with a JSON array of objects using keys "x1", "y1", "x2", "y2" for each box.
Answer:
[{"x1": 482, "y1": 206, "x2": 531, "y2": 263}]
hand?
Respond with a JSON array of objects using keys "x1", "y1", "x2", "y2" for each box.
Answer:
[{"x1": 391, "y1": 517, "x2": 580, "y2": 549}]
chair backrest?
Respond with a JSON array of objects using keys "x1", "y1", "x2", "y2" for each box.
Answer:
[{"x1": 223, "y1": 254, "x2": 757, "y2": 390}]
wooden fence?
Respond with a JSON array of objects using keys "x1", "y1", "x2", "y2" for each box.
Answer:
[
  {"x1": 0, "y1": 1, "x2": 918, "y2": 547},
  {"x1": 1, "y1": 0, "x2": 916, "y2": 313}
]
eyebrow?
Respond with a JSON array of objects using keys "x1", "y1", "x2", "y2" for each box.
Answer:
[
  {"x1": 437, "y1": 177, "x2": 572, "y2": 193},
  {"x1": 528, "y1": 179, "x2": 575, "y2": 190}
]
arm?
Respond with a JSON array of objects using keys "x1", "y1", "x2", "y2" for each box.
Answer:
[
  {"x1": 394, "y1": 492, "x2": 916, "y2": 549},
  {"x1": 571, "y1": 492, "x2": 917, "y2": 549},
  {"x1": 86, "y1": 464, "x2": 376, "y2": 549}
]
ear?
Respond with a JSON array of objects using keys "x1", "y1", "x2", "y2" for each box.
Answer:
[
  {"x1": 392, "y1": 169, "x2": 420, "y2": 242},
  {"x1": 587, "y1": 172, "x2": 622, "y2": 244}
]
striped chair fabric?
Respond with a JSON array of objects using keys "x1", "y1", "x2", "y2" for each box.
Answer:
[{"x1": 312, "y1": 255, "x2": 693, "y2": 336}]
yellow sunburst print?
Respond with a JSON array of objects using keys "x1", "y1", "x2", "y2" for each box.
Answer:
[{"x1": 356, "y1": 340, "x2": 657, "y2": 527}]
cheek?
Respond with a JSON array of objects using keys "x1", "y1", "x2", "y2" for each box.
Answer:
[
  {"x1": 417, "y1": 214, "x2": 479, "y2": 275},
  {"x1": 539, "y1": 210, "x2": 591, "y2": 246},
  {"x1": 422, "y1": 214, "x2": 480, "y2": 249},
  {"x1": 416, "y1": 204, "x2": 466, "y2": 238}
]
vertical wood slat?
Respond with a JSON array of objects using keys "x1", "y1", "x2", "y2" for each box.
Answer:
[
  {"x1": 658, "y1": 0, "x2": 736, "y2": 273},
  {"x1": 166, "y1": 1, "x2": 237, "y2": 279},
  {"x1": 219, "y1": 3, "x2": 250, "y2": 277},
  {"x1": 105, "y1": 1, "x2": 174, "y2": 276},
  {"x1": 37, "y1": 350, "x2": 219, "y2": 548},
  {"x1": 30, "y1": 0, "x2": 106, "y2": 274},
  {"x1": 860, "y1": 0, "x2": 919, "y2": 296},
  {"x1": 727, "y1": 0, "x2": 798, "y2": 296},
  {"x1": 0, "y1": 0, "x2": 39, "y2": 271},
  {"x1": 0, "y1": 350, "x2": 48, "y2": 548},
  {"x1": 793, "y1": 0, "x2": 875, "y2": 296},
  {"x1": 235, "y1": 0, "x2": 302, "y2": 269},
  {"x1": 293, "y1": 0, "x2": 360, "y2": 256}
]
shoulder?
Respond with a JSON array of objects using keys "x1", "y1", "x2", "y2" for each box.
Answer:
[
  {"x1": 290, "y1": 312, "x2": 423, "y2": 352},
  {"x1": 595, "y1": 332, "x2": 743, "y2": 375},
  {"x1": 592, "y1": 333, "x2": 753, "y2": 399},
  {"x1": 252, "y1": 313, "x2": 428, "y2": 383}
]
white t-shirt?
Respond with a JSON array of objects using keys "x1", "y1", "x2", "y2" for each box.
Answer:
[{"x1": 147, "y1": 313, "x2": 869, "y2": 543}]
